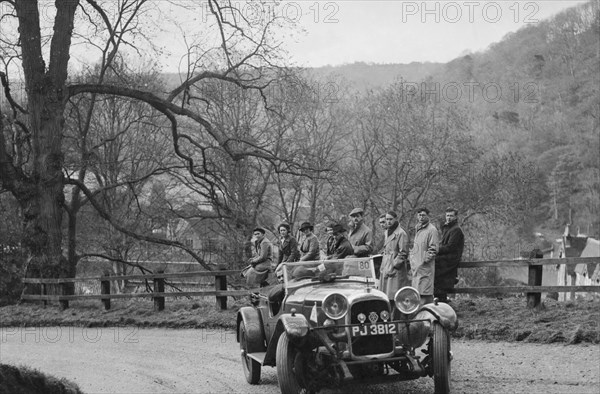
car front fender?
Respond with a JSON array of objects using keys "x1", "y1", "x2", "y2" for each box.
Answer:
[
  {"x1": 237, "y1": 306, "x2": 267, "y2": 353},
  {"x1": 263, "y1": 313, "x2": 311, "y2": 366},
  {"x1": 420, "y1": 302, "x2": 459, "y2": 331},
  {"x1": 280, "y1": 313, "x2": 311, "y2": 338}
]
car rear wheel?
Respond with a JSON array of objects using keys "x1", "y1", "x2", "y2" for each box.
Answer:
[
  {"x1": 239, "y1": 322, "x2": 261, "y2": 384},
  {"x1": 276, "y1": 333, "x2": 313, "y2": 394},
  {"x1": 432, "y1": 322, "x2": 451, "y2": 394}
]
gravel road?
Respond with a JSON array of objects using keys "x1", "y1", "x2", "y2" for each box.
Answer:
[{"x1": 0, "y1": 327, "x2": 598, "y2": 393}]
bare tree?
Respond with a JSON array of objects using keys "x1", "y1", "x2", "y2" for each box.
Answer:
[
  {"x1": 329, "y1": 81, "x2": 472, "y2": 230},
  {"x1": 65, "y1": 61, "x2": 183, "y2": 288},
  {"x1": 0, "y1": 0, "x2": 297, "y2": 280},
  {"x1": 266, "y1": 73, "x2": 349, "y2": 228}
]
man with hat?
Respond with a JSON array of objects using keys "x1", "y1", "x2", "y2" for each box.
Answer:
[
  {"x1": 409, "y1": 208, "x2": 439, "y2": 304},
  {"x1": 245, "y1": 227, "x2": 273, "y2": 287},
  {"x1": 326, "y1": 223, "x2": 354, "y2": 260},
  {"x1": 299, "y1": 221, "x2": 320, "y2": 261},
  {"x1": 348, "y1": 207, "x2": 373, "y2": 257}
]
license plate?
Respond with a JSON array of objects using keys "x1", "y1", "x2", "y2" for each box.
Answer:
[{"x1": 350, "y1": 323, "x2": 397, "y2": 337}]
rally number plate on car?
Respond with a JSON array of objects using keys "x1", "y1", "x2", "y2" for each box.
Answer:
[{"x1": 351, "y1": 323, "x2": 397, "y2": 337}]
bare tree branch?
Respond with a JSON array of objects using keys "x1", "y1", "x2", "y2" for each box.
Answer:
[{"x1": 65, "y1": 177, "x2": 213, "y2": 270}]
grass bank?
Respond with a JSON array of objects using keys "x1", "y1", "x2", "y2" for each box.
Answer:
[{"x1": 0, "y1": 296, "x2": 598, "y2": 345}]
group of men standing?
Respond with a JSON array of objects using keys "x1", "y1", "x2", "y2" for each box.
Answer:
[
  {"x1": 244, "y1": 206, "x2": 464, "y2": 305},
  {"x1": 377, "y1": 207, "x2": 465, "y2": 303}
]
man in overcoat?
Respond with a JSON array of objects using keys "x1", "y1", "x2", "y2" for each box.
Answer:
[
  {"x1": 409, "y1": 208, "x2": 439, "y2": 304},
  {"x1": 434, "y1": 208, "x2": 464, "y2": 302},
  {"x1": 378, "y1": 211, "x2": 410, "y2": 300}
]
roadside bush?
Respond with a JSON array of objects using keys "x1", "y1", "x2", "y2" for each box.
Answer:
[
  {"x1": 0, "y1": 253, "x2": 25, "y2": 307},
  {"x1": 0, "y1": 363, "x2": 83, "y2": 393}
]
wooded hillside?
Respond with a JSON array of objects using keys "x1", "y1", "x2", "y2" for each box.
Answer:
[{"x1": 312, "y1": 0, "x2": 598, "y2": 241}]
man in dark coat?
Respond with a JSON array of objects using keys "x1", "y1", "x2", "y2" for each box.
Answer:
[
  {"x1": 376, "y1": 214, "x2": 387, "y2": 254},
  {"x1": 324, "y1": 223, "x2": 354, "y2": 276},
  {"x1": 348, "y1": 208, "x2": 373, "y2": 257},
  {"x1": 434, "y1": 208, "x2": 465, "y2": 302},
  {"x1": 326, "y1": 223, "x2": 354, "y2": 260}
]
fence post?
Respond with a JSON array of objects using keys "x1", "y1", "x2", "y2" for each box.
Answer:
[
  {"x1": 215, "y1": 264, "x2": 228, "y2": 310},
  {"x1": 101, "y1": 271, "x2": 111, "y2": 310},
  {"x1": 153, "y1": 270, "x2": 165, "y2": 311},
  {"x1": 59, "y1": 282, "x2": 69, "y2": 310},
  {"x1": 525, "y1": 249, "x2": 543, "y2": 309},
  {"x1": 42, "y1": 283, "x2": 47, "y2": 308},
  {"x1": 569, "y1": 275, "x2": 576, "y2": 301}
]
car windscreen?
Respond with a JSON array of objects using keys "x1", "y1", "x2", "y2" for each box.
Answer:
[{"x1": 280, "y1": 257, "x2": 377, "y2": 288}]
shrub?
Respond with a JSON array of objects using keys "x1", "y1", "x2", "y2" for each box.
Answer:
[
  {"x1": 0, "y1": 253, "x2": 25, "y2": 307},
  {"x1": 0, "y1": 363, "x2": 83, "y2": 394}
]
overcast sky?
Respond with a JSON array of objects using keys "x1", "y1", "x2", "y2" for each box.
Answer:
[
  {"x1": 145, "y1": 1, "x2": 590, "y2": 73},
  {"x1": 5, "y1": 1, "x2": 590, "y2": 76},
  {"x1": 276, "y1": 0, "x2": 589, "y2": 67}
]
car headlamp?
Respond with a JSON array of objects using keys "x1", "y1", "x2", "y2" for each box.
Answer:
[
  {"x1": 394, "y1": 286, "x2": 421, "y2": 314},
  {"x1": 322, "y1": 293, "x2": 349, "y2": 320}
]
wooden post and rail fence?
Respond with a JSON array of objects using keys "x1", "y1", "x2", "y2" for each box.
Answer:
[{"x1": 20, "y1": 257, "x2": 600, "y2": 311}]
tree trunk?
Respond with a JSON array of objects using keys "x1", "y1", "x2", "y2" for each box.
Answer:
[
  {"x1": 309, "y1": 181, "x2": 318, "y2": 224},
  {"x1": 15, "y1": 0, "x2": 79, "y2": 281}
]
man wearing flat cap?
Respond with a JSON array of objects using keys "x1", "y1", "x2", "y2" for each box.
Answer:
[
  {"x1": 299, "y1": 221, "x2": 320, "y2": 261},
  {"x1": 348, "y1": 208, "x2": 373, "y2": 257}
]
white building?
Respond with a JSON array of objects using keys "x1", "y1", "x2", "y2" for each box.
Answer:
[{"x1": 556, "y1": 226, "x2": 600, "y2": 301}]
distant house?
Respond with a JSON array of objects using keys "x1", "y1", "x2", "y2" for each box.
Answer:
[
  {"x1": 575, "y1": 238, "x2": 600, "y2": 289},
  {"x1": 556, "y1": 225, "x2": 600, "y2": 301},
  {"x1": 165, "y1": 217, "x2": 244, "y2": 266},
  {"x1": 166, "y1": 218, "x2": 214, "y2": 250},
  {"x1": 497, "y1": 233, "x2": 556, "y2": 287}
]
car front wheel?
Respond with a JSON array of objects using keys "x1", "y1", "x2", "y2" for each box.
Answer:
[
  {"x1": 432, "y1": 322, "x2": 451, "y2": 394},
  {"x1": 239, "y1": 321, "x2": 261, "y2": 384},
  {"x1": 276, "y1": 333, "x2": 313, "y2": 394}
]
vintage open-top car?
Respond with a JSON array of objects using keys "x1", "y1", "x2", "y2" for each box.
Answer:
[{"x1": 236, "y1": 257, "x2": 458, "y2": 394}]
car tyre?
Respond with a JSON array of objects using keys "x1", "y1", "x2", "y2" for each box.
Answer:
[
  {"x1": 276, "y1": 333, "x2": 313, "y2": 394},
  {"x1": 239, "y1": 321, "x2": 261, "y2": 384},
  {"x1": 432, "y1": 322, "x2": 451, "y2": 394}
]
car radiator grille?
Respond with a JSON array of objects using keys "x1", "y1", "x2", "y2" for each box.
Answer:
[{"x1": 350, "y1": 299, "x2": 394, "y2": 356}]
